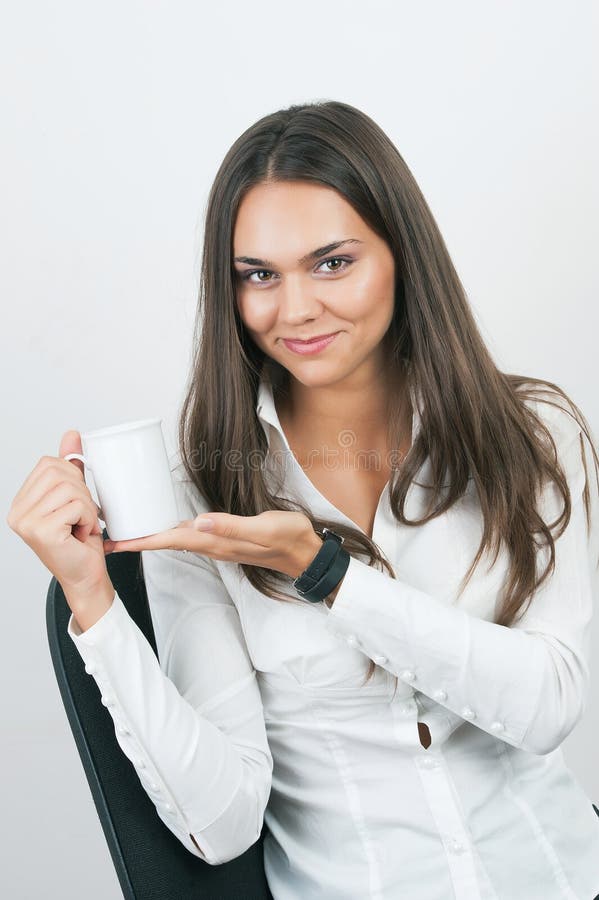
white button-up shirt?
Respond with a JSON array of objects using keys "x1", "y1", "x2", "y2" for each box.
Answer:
[{"x1": 68, "y1": 364, "x2": 599, "y2": 899}]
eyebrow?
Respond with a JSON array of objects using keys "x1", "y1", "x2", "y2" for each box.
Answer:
[{"x1": 233, "y1": 238, "x2": 364, "y2": 268}]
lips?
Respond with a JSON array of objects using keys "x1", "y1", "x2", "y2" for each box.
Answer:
[
  {"x1": 283, "y1": 332, "x2": 338, "y2": 343},
  {"x1": 282, "y1": 332, "x2": 340, "y2": 355}
]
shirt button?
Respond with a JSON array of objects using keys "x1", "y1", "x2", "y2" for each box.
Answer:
[
  {"x1": 400, "y1": 669, "x2": 416, "y2": 682},
  {"x1": 135, "y1": 758, "x2": 146, "y2": 769},
  {"x1": 400, "y1": 700, "x2": 417, "y2": 716},
  {"x1": 346, "y1": 634, "x2": 360, "y2": 648},
  {"x1": 433, "y1": 689, "x2": 447, "y2": 702},
  {"x1": 163, "y1": 803, "x2": 173, "y2": 813},
  {"x1": 101, "y1": 695, "x2": 115, "y2": 708},
  {"x1": 116, "y1": 725, "x2": 130, "y2": 736},
  {"x1": 490, "y1": 721, "x2": 505, "y2": 732},
  {"x1": 420, "y1": 757, "x2": 439, "y2": 770},
  {"x1": 461, "y1": 706, "x2": 476, "y2": 719},
  {"x1": 448, "y1": 837, "x2": 468, "y2": 855},
  {"x1": 150, "y1": 782, "x2": 159, "y2": 791},
  {"x1": 84, "y1": 662, "x2": 97, "y2": 675},
  {"x1": 372, "y1": 654, "x2": 388, "y2": 665}
]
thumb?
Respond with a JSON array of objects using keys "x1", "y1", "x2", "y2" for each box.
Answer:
[{"x1": 59, "y1": 429, "x2": 84, "y2": 476}]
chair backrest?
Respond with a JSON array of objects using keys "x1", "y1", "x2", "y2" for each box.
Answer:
[{"x1": 46, "y1": 540, "x2": 273, "y2": 899}]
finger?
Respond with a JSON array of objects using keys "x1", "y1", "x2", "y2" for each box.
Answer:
[
  {"x1": 58, "y1": 430, "x2": 84, "y2": 477},
  {"x1": 11, "y1": 466, "x2": 99, "y2": 527},
  {"x1": 12, "y1": 453, "x2": 87, "y2": 523},
  {"x1": 192, "y1": 512, "x2": 267, "y2": 543},
  {"x1": 105, "y1": 518, "x2": 264, "y2": 558},
  {"x1": 38, "y1": 479, "x2": 99, "y2": 517},
  {"x1": 9, "y1": 454, "x2": 73, "y2": 514},
  {"x1": 104, "y1": 520, "x2": 197, "y2": 554},
  {"x1": 39, "y1": 485, "x2": 101, "y2": 542},
  {"x1": 41, "y1": 497, "x2": 97, "y2": 544}
]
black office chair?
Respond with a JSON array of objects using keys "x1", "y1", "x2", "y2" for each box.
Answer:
[{"x1": 46, "y1": 534, "x2": 273, "y2": 900}]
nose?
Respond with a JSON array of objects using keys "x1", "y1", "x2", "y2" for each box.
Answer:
[{"x1": 279, "y1": 274, "x2": 322, "y2": 325}]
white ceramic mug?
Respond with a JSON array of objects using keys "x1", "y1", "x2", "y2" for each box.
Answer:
[{"x1": 63, "y1": 418, "x2": 179, "y2": 541}]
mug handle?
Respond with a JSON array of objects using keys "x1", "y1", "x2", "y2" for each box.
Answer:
[
  {"x1": 62, "y1": 453, "x2": 104, "y2": 521},
  {"x1": 63, "y1": 452, "x2": 89, "y2": 467}
]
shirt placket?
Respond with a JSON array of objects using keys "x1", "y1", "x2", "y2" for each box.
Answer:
[{"x1": 390, "y1": 693, "x2": 483, "y2": 900}]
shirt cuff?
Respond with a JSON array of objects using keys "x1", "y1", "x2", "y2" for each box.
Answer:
[
  {"x1": 67, "y1": 588, "x2": 119, "y2": 644},
  {"x1": 324, "y1": 554, "x2": 370, "y2": 620}
]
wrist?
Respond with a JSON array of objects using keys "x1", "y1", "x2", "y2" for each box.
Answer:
[
  {"x1": 291, "y1": 527, "x2": 349, "y2": 605},
  {"x1": 64, "y1": 576, "x2": 115, "y2": 631},
  {"x1": 288, "y1": 530, "x2": 324, "y2": 580}
]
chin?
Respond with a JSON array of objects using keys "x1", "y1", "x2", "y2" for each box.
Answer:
[{"x1": 288, "y1": 362, "x2": 351, "y2": 387}]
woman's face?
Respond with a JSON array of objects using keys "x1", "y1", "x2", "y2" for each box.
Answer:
[{"x1": 233, "y1": 181, "x2": 397, "y2": 389}]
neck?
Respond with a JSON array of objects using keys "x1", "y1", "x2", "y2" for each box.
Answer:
[{"x1": 274, "y1": 361, "x2": 411, "y2": 459}]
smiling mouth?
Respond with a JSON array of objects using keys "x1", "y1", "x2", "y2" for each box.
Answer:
[{"x1": 282, "y1": 332, "x2": 339, "y2": 343}]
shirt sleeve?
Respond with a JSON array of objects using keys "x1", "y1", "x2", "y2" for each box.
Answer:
[
  {"x1": 67, "y1": 459, "x2": 273, "y2": 864},
  {"x1": 324, "y1": 395, "x2": 599, "y2": 756}
]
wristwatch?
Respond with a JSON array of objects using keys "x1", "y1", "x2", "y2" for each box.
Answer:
[{"x1": 292, "y1": 527, "x2": 350, "y2": 603}]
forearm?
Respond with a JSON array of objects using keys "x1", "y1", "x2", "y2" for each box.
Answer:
[
  {"x1": 323, "y1": 552, "x2": 591, "y2": 754},
  {"x1": 68, "y1": 588, "x2": 273, "y2": 863}
]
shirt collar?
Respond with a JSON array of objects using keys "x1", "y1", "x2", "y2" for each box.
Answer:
[{"x1": 255, "y1": 357, "x2": 422, "y2": 451}]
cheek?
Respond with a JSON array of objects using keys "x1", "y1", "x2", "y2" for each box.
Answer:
[
  {"x1": 341, "y1": 267, "x2": 395, "y2": 321},
  {"x1": 237, "y1": 292, "x2": 278, "y2": 335}
]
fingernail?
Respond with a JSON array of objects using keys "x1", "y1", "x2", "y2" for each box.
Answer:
[{"x1": 194, "y1": 517, "x2": 214, "y2": 530}]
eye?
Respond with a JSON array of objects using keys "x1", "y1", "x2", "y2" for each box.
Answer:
[
  {"x1": 237, "y1": 255, "x2": 354, "y2": 285},
  {"x1": 322, "y1": 257, "x2": 346, "y2": 272},
  {"x1": 240, "y1": 269, "x2": 274, "y2": 284}
]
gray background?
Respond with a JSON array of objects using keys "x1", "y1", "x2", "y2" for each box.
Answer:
[{"x1": 2, "y1": 1, "x2": 598, "y2": 896}]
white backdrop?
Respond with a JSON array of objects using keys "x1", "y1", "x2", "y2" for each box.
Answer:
[{"x1": 2, "y1": 1, "x2": 598, "y2": 896}]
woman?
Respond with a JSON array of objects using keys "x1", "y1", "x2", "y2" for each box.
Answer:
[{"x1": 9, "y1": 100, "x2": 599, "y2": 899}]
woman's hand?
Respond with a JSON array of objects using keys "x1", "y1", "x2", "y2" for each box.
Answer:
[
  {"x1": 6, "y1": 430, "x2": 112, "y2": 599},
  {"x1": 104, "y1": 509, "x2": 323, "y2": 579}
]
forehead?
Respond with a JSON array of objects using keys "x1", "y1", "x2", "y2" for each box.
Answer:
[{"x1": 233, "y1": 181, "x2": 366, "y2": 251}]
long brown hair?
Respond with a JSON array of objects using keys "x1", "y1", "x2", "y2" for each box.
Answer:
[{"x1": 176, "y1": 99, "x2": 599, "y2": 683}]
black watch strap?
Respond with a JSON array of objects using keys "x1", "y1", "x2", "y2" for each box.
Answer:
[
  {"x1": 293, "y1": 527, "x2": 350, "y2": 603},
  {"x1": 308, "y1": 544, "x2": 350, "y2": 603}
]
